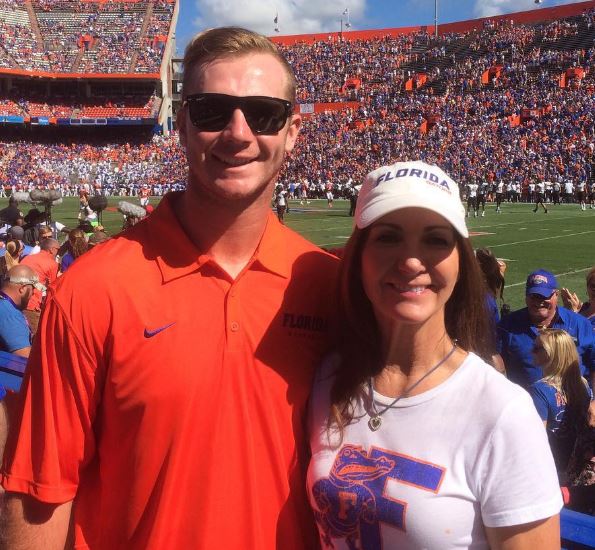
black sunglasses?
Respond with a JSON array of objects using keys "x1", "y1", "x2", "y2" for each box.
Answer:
[{"x1": 183, "y1": 93, "x2": 293, "y2": 135}]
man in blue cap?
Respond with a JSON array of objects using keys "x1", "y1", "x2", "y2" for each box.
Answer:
[{"x1": 498, "y1": 269, "x2": 595, "y2": 391}]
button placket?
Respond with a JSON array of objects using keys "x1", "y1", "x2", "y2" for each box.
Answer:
[{"x1": 226, "y1": 284, "x2": 241, "y2": 348}]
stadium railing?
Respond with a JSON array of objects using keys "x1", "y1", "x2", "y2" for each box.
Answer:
[{"x1": 561, "y1": 508, "x2": 595, "y2": 550}]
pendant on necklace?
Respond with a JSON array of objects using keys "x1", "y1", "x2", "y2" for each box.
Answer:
[{"x1": 368, "y1": 416, "x2": 382, "y2": 432}]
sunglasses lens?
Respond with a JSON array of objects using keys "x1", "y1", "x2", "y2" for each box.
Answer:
[
  {"x1": 187, "y1": 95, "x2": 231, "y2": 132},
  {"x1": 186, "y1": 94, "x2": 289, "y2": 135},
  {"x1": 243, "y1": 98, "x2": 288, "y2": 134}
]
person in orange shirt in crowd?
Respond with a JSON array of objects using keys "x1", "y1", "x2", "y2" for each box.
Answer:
[
  {"x1": 1, "y1": 27, "x2": 338, "y2": 550},
  {"x1": 19, "y1": 237, "x2": 60, "y2": 333}
]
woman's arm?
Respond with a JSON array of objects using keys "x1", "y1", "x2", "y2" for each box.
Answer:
[{"x1": 485, "y1": 515, "x2": 560, "y2": 550}]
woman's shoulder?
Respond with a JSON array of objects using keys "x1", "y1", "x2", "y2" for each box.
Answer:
[{"x1": 457, "y1": 352, "x2": 534, "y2": 411}]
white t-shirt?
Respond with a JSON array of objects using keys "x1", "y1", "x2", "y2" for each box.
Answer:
[
  {"x1": 467, "y1": 184, "x2": 478, "y2": 198},
  {"x1": 308, "y1": 353, "x2": 562, "y2": 550}
]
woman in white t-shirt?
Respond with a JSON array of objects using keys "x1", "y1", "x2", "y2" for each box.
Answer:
[{"x1": 307, "y1": 161, "x2": 562, "y2": 550}]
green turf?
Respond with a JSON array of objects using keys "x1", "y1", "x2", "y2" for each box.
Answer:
[
  {"x1": 284, "y1": 199, "x2": 595, "y2": 312},
  {"x1": 4, "y1": 196, "x2": 593, "y2": 311}
]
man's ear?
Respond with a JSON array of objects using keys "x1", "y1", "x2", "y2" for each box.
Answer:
[
  {"x1": 284, "y1": 113, "x2": 302, "y2": 154},
  {"x1": 176, "y1": 106, "x2": 187, "y2": 149}
]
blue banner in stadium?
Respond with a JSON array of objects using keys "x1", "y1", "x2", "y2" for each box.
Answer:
[{"x1": 0, "y1": 115, "x2": 25, "y2": 124}]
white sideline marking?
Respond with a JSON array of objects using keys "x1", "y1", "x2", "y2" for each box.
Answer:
[{"x1": 489, "y1": 230, "x2": 595, "y2": 248}]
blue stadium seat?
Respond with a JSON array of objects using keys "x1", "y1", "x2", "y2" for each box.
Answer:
[
  {"x1": 561, "y1": 507, "x2": 595, "y2": 549},
  {"x1": 0, "y1": 350, "x2": 27, "y2": 395}
]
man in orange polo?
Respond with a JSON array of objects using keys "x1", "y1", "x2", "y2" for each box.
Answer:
[
  {"x1": 19, "y1": 237, "x2": 60, "y2": 333},
  {"x1": 1, "y1": 28, "x2": 338, "y2": 550}
]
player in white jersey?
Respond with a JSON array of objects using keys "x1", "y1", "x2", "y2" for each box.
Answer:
[
  {"x1": 495, "y1": 180, "x2": 504, "y2": 213},
  {"x1": 527, "y1": 182, "x2": 535, "y2": 204},
  {"x1": 576, "y1": 180, "x2": 587, "y2": 210},
  {"x1": 552, "y1": 180, "x2": 561, "y2": 205},
  {"x1": 533, "y1": 180, "x2": 548, "y2": 213},
  {"x1": 563, "y1": 180, "x2": 574, "y2": 203},
  {"x1": 476, "y1": 181, "x2": 489, "y2": 217},
  {"x1": 590, "y1": 182, "x2": 595, "y2": 209},
  {"x1": 466, "y1": 180, "x2": 478, "y2": 217}
]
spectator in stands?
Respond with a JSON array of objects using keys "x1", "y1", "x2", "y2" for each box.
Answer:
[
  {"x1": 59, "y1": 228, "x2": 87, "y2": 273},
  {"x1": 561, "y1": 266, "x2": 595, "y2": 328},
  {"x1": 529, "y1": 328, "x2": 592, "y2": 477},
  {"x1": 22, "y1": 209, "x2": 46, "y2": 247},
  {"x1": 309, "y1": 161, "x2": 561, "y2": 549},
  {"x1": 498, "y1": 269, "x2": 595, "y2": 392},
  {"x1": 19, "y1": 237, "x2": 59, "y2": 333},
  {"x1": 5, "y1": 226, "x2": 33, "y2": 259},
  {"x1": 0, "y1": 265, "x2": 44, "y2": 357},
  {"x1": 476, "y1": 247, "x2": 505, "y2": 326},
  {"x1": 475, "y1": 247, "x2": 507, "y2": 373},
  {"x1": 0, "y1": 240, "x2": 23, "y2": 278},
  {"x1": 0, "y1": 197, "x2": 23, "y2": 227},
  {"x1": 87, "y1": 229, "x2": 109, "y2": 247},
  {"x1": 0, "y1": 27, "x2": 338, "y2": 550}
]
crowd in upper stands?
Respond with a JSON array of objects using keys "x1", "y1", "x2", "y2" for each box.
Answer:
[
  {"x1": 0, "y1": 8, "x2": 593, "y2": 197},
  {"x1": 0, "y1": 0, "x2": 173, "y2": 73}
]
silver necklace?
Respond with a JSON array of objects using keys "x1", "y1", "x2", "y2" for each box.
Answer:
[{"x1": 367, "y1": 341, "x2": 458, "y2": 432}]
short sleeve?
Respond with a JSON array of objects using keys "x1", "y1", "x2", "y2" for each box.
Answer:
[
  {"x1": 527, "y1": 383, "x2": 549, "y2": 421},
  {"x1": 0, "y1": 308, "x2": 31, "y2": 352},
  {"x1": 478, "y1": 390, "x2": 562, "y2": 527},
  {"x1": 0, "y1": 292, "x2": 103, "y2": 504}
]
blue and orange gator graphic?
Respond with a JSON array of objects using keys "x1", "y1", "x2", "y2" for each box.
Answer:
[{"x1": 312, "y1": 444, "x2": 446, "y2": 549}]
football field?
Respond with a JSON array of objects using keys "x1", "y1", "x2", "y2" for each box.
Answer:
[
  {"x1": 282, "y1": 199, "x2": 595, "y2": 311},
  {"x1": 4, "y1": 196, "x2": 594, "y2": 311}
]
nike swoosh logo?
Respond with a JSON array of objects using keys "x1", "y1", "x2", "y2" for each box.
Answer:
[{"x1": 144, "y1": 322, "x2": 176, "y2": 338}]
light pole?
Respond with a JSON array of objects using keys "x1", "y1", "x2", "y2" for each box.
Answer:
[
  {"x1": 434, "y1": 0, "x2": 438, "y2": 37},
  {"x1": 340, "y1": 8, "x2": 351, "y2": 40}
]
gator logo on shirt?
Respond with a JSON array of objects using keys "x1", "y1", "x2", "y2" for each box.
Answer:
[{"x1": 312, "y1": 444, "x2": 445, "y2": 549}]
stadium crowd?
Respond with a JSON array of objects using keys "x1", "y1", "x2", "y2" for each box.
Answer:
[
  {"x1": 1, "y1": 10, "x2": 592, "y2": 196},
  {"x1": 0, "y1": 0, "x2": 173, "y2": 73},
  {"x1": 0, "y1": 19, "x2": 593, "y2": 550}
]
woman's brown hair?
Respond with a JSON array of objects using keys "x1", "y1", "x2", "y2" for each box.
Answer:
[
  {"x1": 329, "y1": 227, "x2": 492, "y2": 436},
  {"x1": 68, "y1": 228, "x2": 88, "y2": 260},
  {"x1": 475, "y1": 247, "x2": 504, "y2": 301}
]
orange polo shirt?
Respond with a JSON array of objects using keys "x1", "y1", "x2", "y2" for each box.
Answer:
[
  {"x1": 20, "y1": 250, "x2": 59, "y2": 310},
  {"x1": 2, "y1": 192, "x2": 339, "y2": 550}
]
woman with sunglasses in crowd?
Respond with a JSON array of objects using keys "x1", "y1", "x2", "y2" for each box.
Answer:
[
  {"x1": 529, "y1": 329, "x2": 593, "y2": 477},
  {"x1": 307, "y1": 161, "x2": 561, "y2": 549},
  {"x1": 561, "y1": 267, "x2": 595, "y2": 329}
]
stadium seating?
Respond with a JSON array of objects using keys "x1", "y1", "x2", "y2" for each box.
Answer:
[
  {"x1": 0, "y1": 0, "x2": 173, "y2": 73},
  {"x1": 0, "y1": 5, "x2": 593, "y2": 199}
]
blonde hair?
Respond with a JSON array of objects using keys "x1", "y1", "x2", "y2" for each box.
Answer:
[
  {"x1": 182, "y1": 27, "x2": 297, "y2": 103},
  {"x1": 537, "y1": 329, "x2": 588, "y2": 418},
  {"x1": 4, "y1": 240, "x2": 22, "y2": 270}
]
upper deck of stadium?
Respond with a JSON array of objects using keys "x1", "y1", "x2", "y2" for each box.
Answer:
[{"x1": 0, "y1": 0, "x2": 177, "y2": 77}]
